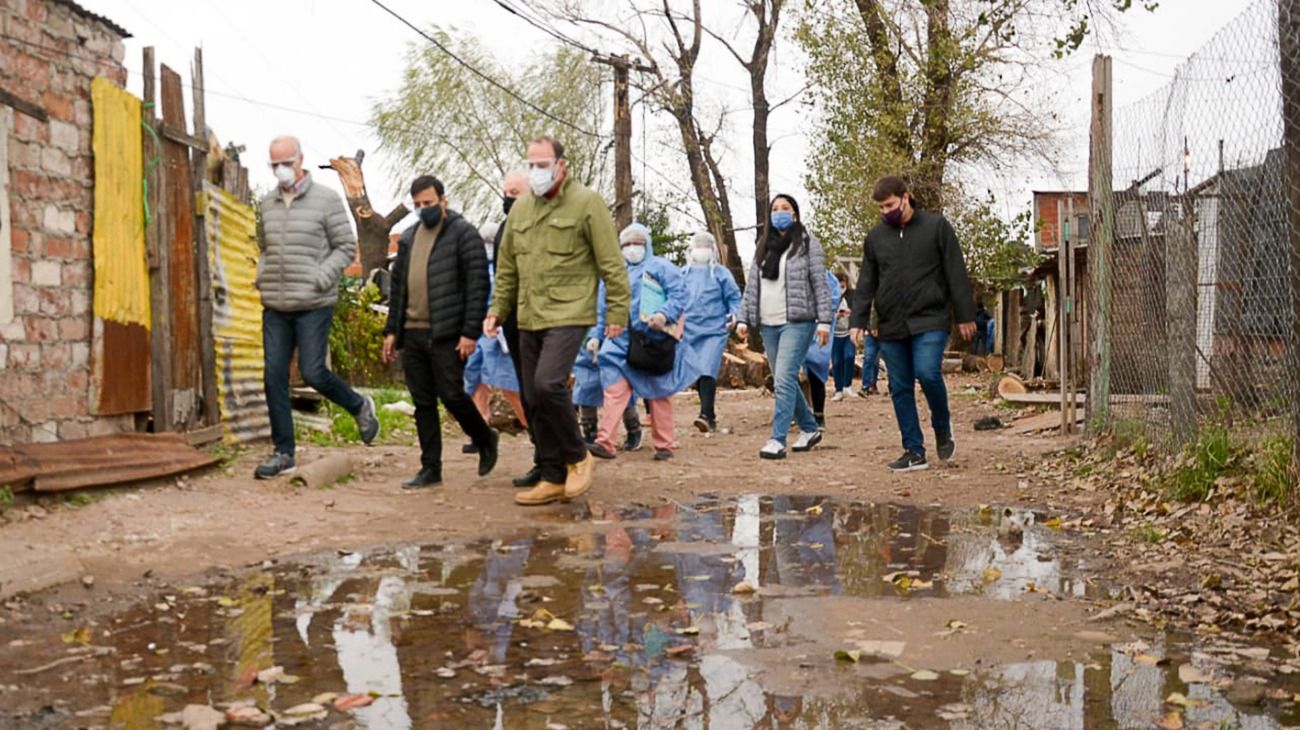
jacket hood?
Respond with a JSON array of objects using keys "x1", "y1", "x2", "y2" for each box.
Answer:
[{"x1": 620, "y1": 222, "x2": 654, "y2": 267}]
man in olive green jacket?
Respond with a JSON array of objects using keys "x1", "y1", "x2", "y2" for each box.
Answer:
[{"x1": 485, "y1": 135, "x2": 631, "y2": 506}]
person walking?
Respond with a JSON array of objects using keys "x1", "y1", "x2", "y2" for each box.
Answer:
[
  {"x1": 382, "y1": 175, "x2": 499, "y2": 489},
  {"x1": 573, "y1": 285, "x2": 644, "y2": 450},
  {"x1": 254, "y1": 135, "x2": 379, "y2": 480},
  {"x1": 850, "y1": 176, "x2": 976, "y2": 472},
  {"x1": 830, "y1": 271, "x2": 859, "y2": 401},
  {"x1": 858, "y1": 321, "x2": 883, "y2": 396},
  {"x1": 735, "y1": 194, "x2": 834, "y2": 460},
  {"x1": 484, "y1": 136, "x2": 631, "y2": 506},
  {"x1": 801, "y1": 269, "x2": 842, "y2": 428},
  {"x1": 587, "y1": 223, "x2": 700, "y2": 462},
  {"x1": 680, "y1": 231, "x2": 742, "y2": 433},
  {"x1": 973, "y1": 301, "x2": 991, "y2": 356},
  {"x1": 463, "y1": 222, "x2": 528, "y2": 442}
]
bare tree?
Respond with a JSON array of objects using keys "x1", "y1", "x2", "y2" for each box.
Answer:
[{"x1": 326, "y1": 151, "x2": 408, "y2": 279}]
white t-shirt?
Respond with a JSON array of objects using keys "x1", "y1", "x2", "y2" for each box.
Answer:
[{"x1": 758, "y1": 251, "x2": 788, "y2": 326}]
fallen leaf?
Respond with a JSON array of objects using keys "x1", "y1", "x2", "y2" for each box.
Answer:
[
  {"x1": 1134, "y1": 654, "x2": 1166, "y2": 667},
  {"x1": 1155, "y1": 710, "x2": 1184, "y2": 730},
  {"x1": 546, "y1": 618, "x2": 574, "y2": 632},
  {"x1": 676, "y1": 626, "x2": 700, "y2": 636},
  {"x1": 1044, "y1": 517, "x2": 1063, "y2": 530},
  {"x1": 666, "y1": 645, "x2": 694, "y2": 657},
  {"x1": 256, "y1": 666, "x2": 285, "y2": 684},
  {"x1": 435, "y1": 667, "x2": 456, "y2": 679},
  {"x1": 61, "y1": 627, "x2": 91, "y2": 645},
  {"x1": 225, "y1": 705, "x2": 271, "y2": 726},
  {"x1": 539, "y1": 675, "x2": 575, "y2": 686},
  {"x1": 834, "y1": 649, "x2": 861, "y2": 663},
  {"x1": 216, "y1": 596, "x2": 237, "y2": 608},
  {"x1": 911, "y1": 669, "x2": 940, "y2": 681},
  {"x1": 805, "y1": 504, "x2": 824, "y2": 516},
  {"x1": 311, "y1": 693, "x2": 338, "y2": 704},
  {"x1": 1177, "y1": 663, "x2": 1211, "y2": 684},
  {"x1": 732, "y1": 581, "x2": 756, "y2": 595},
  {"x1": 334, "y1": 694, "x2": 375, "y2": 711},
  {"x1": 981, "y1": 566, "x2": 1003, "y2": 586}
]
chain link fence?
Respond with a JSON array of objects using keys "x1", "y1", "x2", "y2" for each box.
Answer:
[{"x1": 1087, "y1": 0, "x2": 1300, "y2": 489}]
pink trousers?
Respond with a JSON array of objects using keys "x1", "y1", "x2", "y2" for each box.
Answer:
[{"x1": 595, "y1": 379, "x2": 677, "y2": 453}]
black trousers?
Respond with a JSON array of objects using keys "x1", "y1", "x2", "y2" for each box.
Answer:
[
  {"x1": 696, "y1": 376, "x2": 718, "y2": 421},
  {"x1": 401, "y1": 331, "x2": 495, "y2": 474},
  {"x1": 503, "y1": 313, "x2": 538, "y2": 462},
  {"x1": 518, "y1": 326, "x2": 587, "y2": 484}
]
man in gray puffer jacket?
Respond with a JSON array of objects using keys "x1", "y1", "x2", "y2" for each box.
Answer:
[{"x1": 254, "y1": 136, "x2": 379, "y2": 480}]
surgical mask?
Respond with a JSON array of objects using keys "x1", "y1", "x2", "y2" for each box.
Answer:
[
  {"x1": 418, "y1": 205, "x2": 443, "y2": 228},
  {"x1": 688, "y1": 248, "x2": 712, "y2": 265},
  {"x1": 273, "y1": 163, "x2": 296, "y2": 187},
  {"x1": 502, "y1": 195, "x2": 516, "y2": 215},
  {"x1": 882, "y1": 207, "x2": 904, "y2": 226},
  {"x1": 770, "y1": 210, "x2": 794, "y2": 231},
  {"x1": 529, "y1": 165, "x2": 555, "y2": 197},
  {"x1": 622, "y1": 244, "x2": 646, "y2": 265}
]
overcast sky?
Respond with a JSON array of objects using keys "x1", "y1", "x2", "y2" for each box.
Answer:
[{"x1": 82, "y1": 0, "x2": 1256, "y2": 257}]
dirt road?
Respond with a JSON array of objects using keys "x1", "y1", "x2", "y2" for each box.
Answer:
[{"x1": 2, "y1": 379, "x2": 1298, "y2": 728}]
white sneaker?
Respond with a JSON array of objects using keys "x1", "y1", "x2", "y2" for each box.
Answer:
[
  {"x1": 831, "y1": 390, "x2": 845, "y2": 402},
  {"x1": 850, "y1": 388, "x2": 866, "y2": 399},
  {"x1": 759, "y1": 439, "x2": 787, "y2": 460},
  {"x1": 791, "y1": 430, "x2": 823, "y2": 453}
]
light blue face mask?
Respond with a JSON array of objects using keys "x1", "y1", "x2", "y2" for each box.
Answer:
[
  {"x1": 529, "y1": 165, "x2": 555, "y2": 196},
  {"x1": 771, "y1": 210, "x2": 794, "y2": 231}
]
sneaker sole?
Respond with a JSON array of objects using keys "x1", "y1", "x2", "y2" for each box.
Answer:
[
  {"x1": 938, "y1": 444, "x2": 956, "y2": 461},
  {"x1": 693, "y1": 418, "x2": 710, "y2": 433},
  {"x1": 254, "y1": 465, "x2": 296, "y2": 480},
  {"x1": 515, "y1": 493, "x2": 565, "y2": 506},
  {"x1": 889, "y1": 462, "x2": 929, "y2": 472},
  {"x1": 759, "y1": 451, "x2": 787, "y2": 460}
]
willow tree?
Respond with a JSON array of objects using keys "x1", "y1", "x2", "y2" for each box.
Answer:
[
  {"x1": 796, "y1": 0, "x2": 1060, "y2": 255},
  {"x1": 370, "y1": 30, "x2": 609, "y2": 224}
]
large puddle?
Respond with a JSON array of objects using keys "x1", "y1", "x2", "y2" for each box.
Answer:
[{"x1": 2, "y1": 495, "x2": 1297, "y2": 729}]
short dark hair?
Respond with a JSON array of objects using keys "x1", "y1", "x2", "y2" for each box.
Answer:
[
  {"x1": 410, "y1": 175, "x2": 444, "y2": 198},
  {"x1": 531, "y1": 135, "x2": 565, "y2": 160},
  {"x1": 871, "y1": 176, "x2": 909, "y2": 202}
]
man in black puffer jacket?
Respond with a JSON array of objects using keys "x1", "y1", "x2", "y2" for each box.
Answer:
[{"x1": 382, "y1": 175, "x2": 498, "y2": 489}]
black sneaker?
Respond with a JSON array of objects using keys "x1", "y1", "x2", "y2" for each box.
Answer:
[
  {"x1": 936, "y1": 431, "x2": 956, "y2": 461},
  {"x1": 588, "y1": 442, "x2": 618, "y2": 460},
  {"x1": 402, "y1": 468, "x2": 441, "y2": 490},
  {"x1": 254, "y1": 453, "x2": 295, "y2": 480},
  {"x1": 693, "y1": 416, "x2": 712, "y2": 433},
  {"x1": 478, "y1": 430, "x2": 499, "y2": 477},
  {"x1": 888, "y1": 451, "x2": 928, "y2": 472},
  {"x1": 356, "y1": 396, "x2": 380, "y2": 445},
  {"x1": 654, "y1": 449, "x2": 674, "y2": 461},
  {"x1": 461, "y1": 442, "x2": 479, "y2": 454},
  {"x1": 512, "y1": 465, "x2": 543, "y2": 488},
  {"x1": 623, "y1": 429, "x2": 644, "y2": 452}
]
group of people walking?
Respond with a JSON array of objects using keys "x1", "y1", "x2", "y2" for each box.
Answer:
[{"x1": 251, "y1": 134, "x2": 978, "y2": 503}]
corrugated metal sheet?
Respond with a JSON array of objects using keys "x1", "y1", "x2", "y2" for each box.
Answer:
[
  {"x1": 0, "y1": 433, "x2": 218, "y2": 493},
  {"x1": 89, "y1": 77, "x2": 150, "y2": 415},
  {"x1": 204, "y1": 182, "x2": 270, "y2": 444}
]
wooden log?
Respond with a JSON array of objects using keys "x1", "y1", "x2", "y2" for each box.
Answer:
[
  {"x1": 997, "y1": 374, "x2": 1028, "y2": 398},
  {"x1": 289, "y1": 453, "x2": 354, "y2": 489},
  {"x1": 986, "y1": 353, "x2": 1005, "y2": 373}
]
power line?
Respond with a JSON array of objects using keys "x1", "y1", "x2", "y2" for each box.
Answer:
[
  {"x1": 491, "y1": 0, "x2": 601, "y2": 56},
  {"x1": 365, "y1": 0, "x2": 603, "y2": 139}
]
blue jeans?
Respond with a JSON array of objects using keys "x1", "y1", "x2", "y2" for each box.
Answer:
[
  {"x1": 263, "y1": 306, "x2": 365, "y2": 456},
  {"x1": 831, "y1": 335, "x2": 855, "y2": 391},
  {"x1": 878, "y1": 329, "x2": 951, "y2": 456},
  {"x1": 862, "y1": 333, "x2": 881, "y2": 388},
  {"x1": 760, "y1": 322, "x2": 820, "y2": 445}
]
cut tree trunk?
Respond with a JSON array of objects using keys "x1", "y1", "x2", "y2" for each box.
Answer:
[
  {"x1": 326, "y1": 151, "x2": 408, "y2": 280},
  {"x1": 719, "y1": 343, "x2": 770, "y2": 389}
]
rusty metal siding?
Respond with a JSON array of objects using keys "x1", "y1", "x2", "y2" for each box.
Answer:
[
  {"x1": 160, "y1": 66, "x2": 202, "y2": 427},
  {"x1": 203, "y1": 183, "x2": 269, "y2": 444}
]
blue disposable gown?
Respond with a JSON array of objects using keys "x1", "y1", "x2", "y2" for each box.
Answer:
[
  {"x1": 680, "y1": 262, "x2": 742, "y2": 380},
  {"x1": 571, "y1": 280, "x2": 615, "y2": 407},
  {"x1": 598, "y1": 246, "x2": 703, "y2": 400},
  {"x1": 802, "y1": 271, "x2": 842, "y2": 383},
  {"x1": 464, "y1": 265, "x2": 521, "y2": 395}
]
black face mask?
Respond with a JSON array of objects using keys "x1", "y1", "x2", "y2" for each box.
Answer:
[
  {"x1": 502, "y1": 196, "x2": 517, "y2": 216},
  {"x1": 419, "y1": 205, "x2": 443, "y2": 229}
]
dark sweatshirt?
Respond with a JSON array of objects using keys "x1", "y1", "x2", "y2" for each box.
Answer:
[{"x1": 850, "y1": 208, "x2": 976, "y2": 340}]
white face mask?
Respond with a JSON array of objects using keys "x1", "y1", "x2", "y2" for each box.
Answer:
[
  {"x1": 529, "y1": 165, "x2": 555, "y2": 196},
  {"x1": 273, "y1": 163, "x2": 296, "y2": 187},
  {"x1": 622, "y1": 244, "x2": 646, "y2": 265},
  {"x1": 688, "y1": 248, "x2": 712, "y2": 265}
]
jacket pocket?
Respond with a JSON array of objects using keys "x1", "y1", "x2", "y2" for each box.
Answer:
[
  {"x1": 549, "y1": 282, "x2": 589, "y2": 302},
  {"x1": 254, "y1": 256, "x2": 265, "y2": 290},
  {"x1": 314, "y1": 270, "x2": 334, "y2": 293},
  {"x1": 544, "y1": 217, "x2": 580, "y2": 254}
]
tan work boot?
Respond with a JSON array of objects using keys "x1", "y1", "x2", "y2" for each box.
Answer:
[
  {"x1": 564, "y1": 452, "x2": 595, "y2": 499},
  {"x1": 515, "y1": 481, "x2": 566, "y2": 506}
]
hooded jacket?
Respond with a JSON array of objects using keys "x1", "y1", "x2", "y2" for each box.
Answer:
[{"x1": 384, "y1": 210, "x2": 490, "y2": 347}]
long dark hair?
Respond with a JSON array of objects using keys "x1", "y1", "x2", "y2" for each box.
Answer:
[{"x1": 755, "y1": 193, "x2": 808, "y2": 265}]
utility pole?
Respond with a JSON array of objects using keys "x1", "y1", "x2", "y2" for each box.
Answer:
[
  {"x1": 593, "y1": 54, "x2": 652, "y2": 230},
  {"x1": 1278, "y1": 0, "x2": 1300, "y2": 492}
]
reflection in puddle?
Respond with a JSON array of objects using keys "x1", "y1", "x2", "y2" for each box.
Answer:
[{"x1": 2, "y1": 495, "x2": 1297, "y2": 729}]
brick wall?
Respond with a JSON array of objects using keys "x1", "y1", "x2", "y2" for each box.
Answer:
[{"x1": 1, "y1": 0, "x2": 129, "y2": 444}]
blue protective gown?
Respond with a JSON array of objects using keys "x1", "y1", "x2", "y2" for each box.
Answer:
[
  {"x1": 597, "y1": 242, "x2": 703, "y2": 400},
  {"x1": 802, "y1": 270, "x2": 842, "y2": 383},
  {"x1": 680, "y1": 261, "x2": 742, "y2": 380},
  {"x1": 464, "y1": 264, "x2": 521, "y2": 395},
  {"x1": 571, "y1": 280, "x2": 615, "y2": 407}
]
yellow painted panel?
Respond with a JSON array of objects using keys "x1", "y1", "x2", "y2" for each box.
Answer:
[
  {"x1": 204, "y1": 183, "x2": 269, "y2": 443},
  {"x1": 91, "y1": 77, "x2": 149, "y2": 328}
]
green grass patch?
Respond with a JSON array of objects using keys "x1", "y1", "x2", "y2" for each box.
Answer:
[
  {"x1": 1247, "y1": 434, "x2": 1293, "y2": 508},
  {"x1": 1167, "y1": 421, "x2": 1238, "y2": 502},
  {"x1": 63, "y1": 492, "x2": 97, "y2": 508},
  {"x1": 1130, "y1": 523, "x2": 1166, "y2": 544},
  {"x1": 0, "y1": 486, "x2": 12, "y2": 514},
  {"x1": 298, "y1": 387, "x2": 419, "y2": 447}
]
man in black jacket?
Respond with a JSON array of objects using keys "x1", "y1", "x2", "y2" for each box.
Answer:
[
  {"x1": 850, "y1": 176, "x2": 976, "y2": 472},
  {"x1": 382, "y1": 175, "x2": 498, "y2": 488}
]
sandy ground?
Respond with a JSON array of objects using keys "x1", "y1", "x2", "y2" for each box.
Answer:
[{"x1": 0, "y1": 376, "x2": 1065, "y2": 603}]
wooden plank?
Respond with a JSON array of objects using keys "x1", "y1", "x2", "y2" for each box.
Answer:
[
  {"x1": 185, "y1": 424, "x2": 223, "y2": 446},
  {"x1": 1280, "y1": 0, "x2": 1300, "y2": 478},
  {"x1": 0, "y1": 89, "x2": 48, "y2": 122},
  {"x1": 1008, "y1": 409, "x2": 1086, "y2": 435},
  {"x1": 0, "y1": 107, "x2": 13, "y2": 326},
  {"x1": 143, "y1": 47, "x2": 171, "y2": 434},
  {"x1": 192, "y1": 48, "x2": 218, "y2": 428},
  {"x1": 1088, "y1": 55, "x2": 1114, "y2": 428},
  {"x1": 160, "y1": 65, "x2": 202, "y2": 428},
  {"x1": 1000, "y1": 391, "x2": 1087, "y2": 406}
]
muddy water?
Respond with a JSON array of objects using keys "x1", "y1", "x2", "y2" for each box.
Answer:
[{"x1": 2, "y1": 495, "x2": 1297, "y2": 729}]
